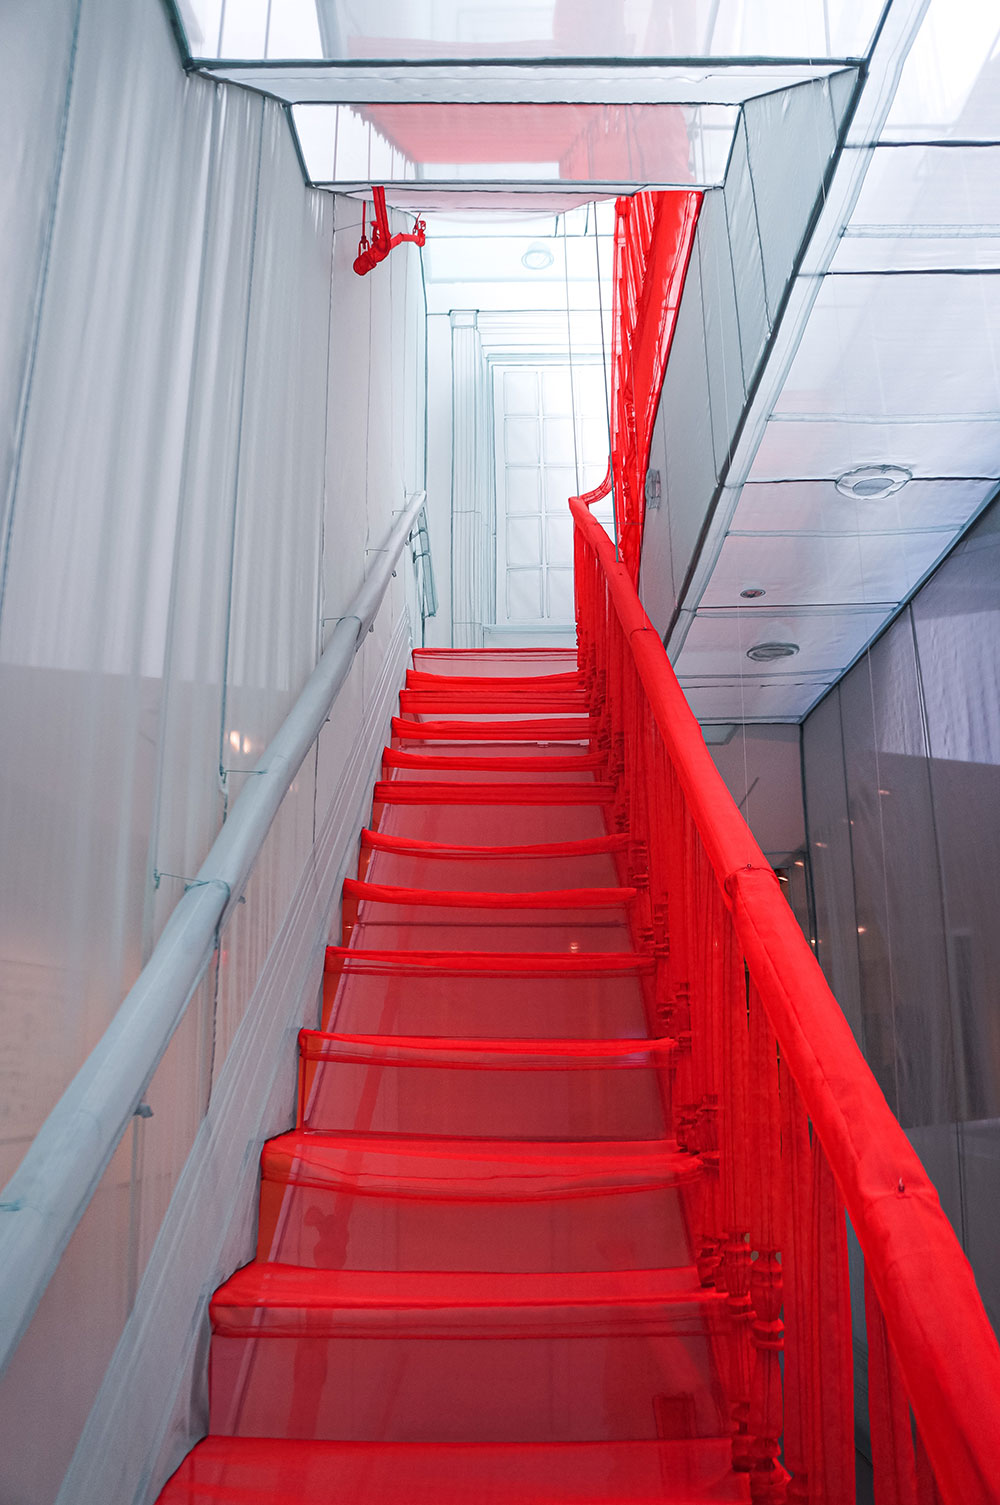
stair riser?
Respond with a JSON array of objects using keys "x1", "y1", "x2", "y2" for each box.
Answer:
[
  {"x1": 298, "y1": 1059, "x2": 669, "y2": 1140},
  {"x1": 256, "y1": 1180, "x2": 695, "y2": 1273},
  {"x1": 209, "y1": 1332, "x2": 730, "y2": 1443}
]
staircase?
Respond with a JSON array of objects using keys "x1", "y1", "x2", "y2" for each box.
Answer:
[{"x1": 159, "y1": 646, "x2": 748, "y2": 1504}]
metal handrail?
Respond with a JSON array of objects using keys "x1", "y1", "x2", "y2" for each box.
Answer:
[{"x1": 0, "y1": 490, "x2": 428, "y2": 1377}]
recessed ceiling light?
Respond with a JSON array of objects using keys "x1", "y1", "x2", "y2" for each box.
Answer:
[
  {"x1": 739, "y1": 587, "x2": 765, "y2": 599},
  {"x1": 746, "y1": 642, "x2": 799, "y2": 662},
  {"x1": 835, "y1": 464, "x2": 911, "y2": 500},
  {"x1": 521, "y1": 241, "x2": 554, "y2": 271}
]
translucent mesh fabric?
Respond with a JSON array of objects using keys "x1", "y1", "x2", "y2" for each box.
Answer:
[
  {"x1": 411, "y1": 649, "x2": 579, "y2": 678},
  {"x1": 157, "y1": 650, "x2": 739, "y2": 1500},
  {"x1": 405, "y1": 670, "x2": 585, "y2": 693},
  {"x1": 208, "y1": 1322, "x2": 730, "y2": 1442},
  {"x1": 382, "y1": 749, "x2": 604, "y2": 783},
  {"x1": 297, "y1": 1034, "x2": 671, "y2": 1139},
  {"x1": 375, "y1": 799, "x2": 613, "y2": 848},
  {"x1": 399, "y1": 691, "x2": 590, "y2": 717},
  {"x1": 385, "y1": 739, "x2": 596, "y2": 760},
  {"x1": 322, "y1": 948, "x2": 651, "y2": 1037},
  {"x1": 256, "y1": 1131, "x2": 697, "y2": 1273},
  {"x1": 358, "y1": 830, "x2": 629, "y2": 893},
  {"x1": 160, "y1": 1437, "x2": 748, "y2": 1505},
  {"x1": 344, "y1": 901, "x2": 634, "y2": 954},
  {"x1": 392, "y1": 715, "x2": 595, "y2": 742}
]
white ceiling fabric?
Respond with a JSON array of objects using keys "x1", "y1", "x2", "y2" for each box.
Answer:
[{"x1": 668, "y1": 0, "x2": 1000, "y2": 722}]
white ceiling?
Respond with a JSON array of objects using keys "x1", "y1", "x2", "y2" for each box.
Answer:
[{"x1": 668, "y1": 0, "x2": 1000, "y2": 723}]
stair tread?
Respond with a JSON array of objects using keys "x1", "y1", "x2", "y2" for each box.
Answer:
[
  {"x1": 298, "y1": 1032, "x2": 673, "y2": 1062},
  {"x1": 161, "y1": 1436, "x2": 749, "y2": 1503},
  {"x1": 212, "y1": 1264, "x2": 710, "y2": 1312},
  {"x1": 262, "y1": 1128, "x2": 700, "y2": 1194},
  {"x1": 344, "y1": 878, "x2": 636, "y2": 908},
  {"x1": 326, "y1": 945, "x2": 652, "y2": 971}
]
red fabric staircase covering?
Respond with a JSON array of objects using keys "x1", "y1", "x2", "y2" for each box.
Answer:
[
  {"x1": 162, "y1": 1437, "x2": 749, "y2": 1504},
  {"x1": 157, "y1": 644, "x2": 747, "y2": 1505}
]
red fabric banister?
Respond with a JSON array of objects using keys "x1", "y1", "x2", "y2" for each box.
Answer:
[
  {"x1": 571, "y1": 494, "x2": 794, "y2": 888},
  {"x1": 571, "y1": 494, "x2": 1000, "y2": 1503},
  {"x1": 729, "y1": 870, "x2": 1000, "y2": 1503}
]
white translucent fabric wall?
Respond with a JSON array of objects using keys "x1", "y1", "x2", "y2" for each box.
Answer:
[
  {"x1": 639, "y1": 72, "x2": 856, "y2": 637},
  {"x1": 802, "y1": 494, "x2": 1000, "y2": 1347},
  {"x1": 0, "y1": 2, "x2": 426, "y2": 1500}
]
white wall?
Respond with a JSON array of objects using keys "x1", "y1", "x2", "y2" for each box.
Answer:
[{"x1": 0, "y1": 2, "x2": 426, "y2": 1499}]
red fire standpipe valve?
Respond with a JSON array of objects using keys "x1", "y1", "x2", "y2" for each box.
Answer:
[{"x1": 354, "y1": 186, "x2": 426, "y2": 276}]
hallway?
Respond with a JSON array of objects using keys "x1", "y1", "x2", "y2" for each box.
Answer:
[{"x1": 5, "y1": 4, "x2": 1000, "y2": 1502}]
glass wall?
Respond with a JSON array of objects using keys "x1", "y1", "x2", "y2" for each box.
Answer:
[{"x1": 802, "y1": 493, "x2": 1000, "y2": 1336}]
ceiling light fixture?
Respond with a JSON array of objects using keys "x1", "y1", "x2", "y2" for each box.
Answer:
[
  {"x1": 739, "y1": 587, "x2": 765, "y2": 599},
  {"x1": 835, "y1": 464, "x2": 911, "y2": 500},
  {"x1": 521, "y1": 241, "x2": 555, "y2": 271},
  {"x1": 746, "y1": 642, "x2": 799, "y2": 662}
]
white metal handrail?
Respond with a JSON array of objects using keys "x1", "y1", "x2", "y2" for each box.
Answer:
[{"x1": 0, "y1": 491, "x2": 428, "y2": 1377}]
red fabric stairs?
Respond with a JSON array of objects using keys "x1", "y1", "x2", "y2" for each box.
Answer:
[{"x1": 158, "y1": 647, "x2": 749, "y2": 1504}]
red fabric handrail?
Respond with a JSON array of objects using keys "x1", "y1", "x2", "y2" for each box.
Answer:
[{"x1": 571, "y1": 493, "x2": 1000, "y2": 1503}]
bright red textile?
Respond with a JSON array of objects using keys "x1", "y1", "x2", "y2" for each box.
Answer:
[
  {"x1": 373, "y1": 780, "x2": 615, "y2": 804},
  {"x1": 382, "y1": 748, "x2": 605, "y2": 773},
  {"x1": 321, "y1": 948, "x2": 654, "y2": 1038},
  {"x1": 392, "y1": 715, "x2": 593, "y2": 742},
  {"x1": 571, "y1": 489, "x2": 1000, "y2": 1502},
  {"x1": 342, "y1": 879, "x2": 636, "y2": 910},
  {"x1": 160, "y1": 1437, "x2": 750, "y2": 1505},
  {"x1": 358, "y1": 831, "x2": 630, "y2": 856}
]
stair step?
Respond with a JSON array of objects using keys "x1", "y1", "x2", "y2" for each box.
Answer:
[
  {"x1": 375, "y1": 800, "x2": 613, "y2": 847},
  {"x1": 382, "y1": 748, "x2": 604, "y2": 774},
  {"x1": 296, "y1": 1032, "x2": 671, "y2": 1139},
  {"x1": 406, "y1": 668, "x2": 586, "y2": 690},
  {"x1": 412, "y1": 648, "x2": 579, "y2": 679},
  {"x1": 161, "y1": 1436, "x2": 749, "y2": 1503},
  {"x1": 358, "y1": 827, "x2": 628, "y2": 895},
  {"x1": 360, "y1": 831, "x2": 630, "y2": 856},
  {"x1": 399, "y1": 692, "x2": 590, "y2": 714},
  {"x1": 256, "y1": 1129, "x2": 698, "y2": 1273},
  {"x1": 374, "y1": 780, "x2": 615, "y2": 804},
  {"x1": 392, "y1": 715, "x2": 594, "y2": 742},
  {"x1": 212, "y1": 1264, "x2": 721, "y2": 1334},
  {"x1": 344, "y1": 879, "x2": 636, "y2": 909},
  {"x1": 322, "y1": 946, "x2": 652, "y2": 1037},
  {"x1": 208, "y1": 1267, "x2": 731, "y2": 1442}
]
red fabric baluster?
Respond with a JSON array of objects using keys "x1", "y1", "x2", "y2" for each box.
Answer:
[{"x1": 865, "y1": 1264, "x2": 918, "y2": 1505}]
